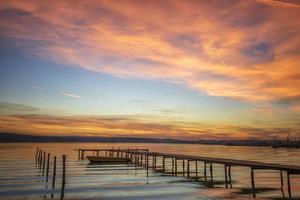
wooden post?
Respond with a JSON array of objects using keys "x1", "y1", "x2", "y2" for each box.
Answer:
[
  {"x1": 52, "y1": 156, "x2": 56, "y2": 189},
  {"x1": 195, "y1": 161, "x2": 198, "y2": 180},
  {"x1": 60, "y1": 155, "x2": 66, "y2": 200},
  {"x1": 38, "y1": 150, "x2": 42, "y2": 168},
  {"x1": 251, "y1": 167, "x2": 256, "y2": 198},
  {"x1": 287, "y1": 171, "x2": 292, "y2": 199},
  {"x1": 42, "y1": 151, "x2": 46, "y2": 176},
  {"x1": 224, "y1": 164, "x2": 228, "y2": 188},
  {"x1": 210, "y1": 163, "x2": 213, "y2": 186},
  {"x1": 35, "y1": 147, "x2": 39, "y2": 164},
  {"x1": 62, "y1": 155, "x2": 66, "y2": 185},
  {"x1": 46, "y1": 153, "x2": 50, "y2": 182},
  {"x1": 175, "y1": 158, "x2": 178, "y2": 176},
  {"x1": 204, "y1": 162, "x2": 207, "y2": 182},
  {"x1": 81, "y1": 150, "x2": 84, "y2": 160},
  {"x1": 146, "y1": 154, "x2": 149, "y2": 177},
  {"x1": 182, "y1": 159, "x2": 185, "y2": 176},
  {"x1": 97, "y1": 150, "x2": 99, "y2": 156},
  {"x1": 187, "y1": 160, "x2": 190, "y2": 178},
  {"x1": 78, "y1": 149, "x2": 80, "y2": 160},
  {"x1": 162, "y1": 157, "x2": 165, "y2": 172},
  {"x1": 228, "y1": 165, "x2": 232, "y2": 188},
  {"x1": 172, "y1": 157, "x2": 174, "y2": 176}
]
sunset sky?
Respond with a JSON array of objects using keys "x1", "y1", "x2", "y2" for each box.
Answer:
[{"x1": 0, "y1": 0, "x2": 300, "y2": 140}]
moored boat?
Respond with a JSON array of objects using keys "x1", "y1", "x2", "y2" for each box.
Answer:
[{"x1": 86, "y1": 156, "x2": 131, "y2": 163}]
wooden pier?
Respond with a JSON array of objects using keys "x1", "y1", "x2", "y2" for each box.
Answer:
[{"x1": 76, "y1": 148, "x2": 300, "y2": 198}]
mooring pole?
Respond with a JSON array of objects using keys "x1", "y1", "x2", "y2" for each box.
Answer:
[
  {"x1": 251, "y1": 167, "x2": 256, "y2": 198},
  {"x1": 162, "y1": 157, "x2": 165, "y2": 172},
  {"x1": 60, "y1": 155, "x2": 66, "y2": 200},
  {"x1": 204, "y1": 161, "x2": 207, "y2": 182},
  {"x1": 175, "y1": 158, "x2": 178, "y2": 176},
  {"x1": 182, "y1": 159, "x2": 185, "y2": 176},
  {"x1": 146, "y1": 154, "x2": 149, "y2": 177},
  {"x1": 224, "y1": 164, "x2": 228, "y2": 188},
  {"x1": 210, "y1": 163, "x2": 213, "y2": 186},
  {"x1": 42, "y1": 151, "x2": 46, "y2": 176},
  {"x1": 228, "y1": 165, "x2": 232, "y2": 188},
  {"x1": 52, "y1": 156, "x2": 56, "y2": 189},
  {"x1": 38, "y1": 150, "x2": 42, "y2": 168},
  {"x1": 195, "y1": 161, "x2": 198, "y2": 180},
  {"x1": 187, "y1": 160, "x2": 190, "y2": 178},
  {"x1": 172, "y1": 157, "x2": 174, "y2": 176},
  {"x1": 46, "y1": 153, "x2": 50, "y2": 182},
  {"x1": 287, "y1": 171, "x2": 292, "y2": 199},
  {"x1": 35, "y1": 147, "x2": 39, "y2": 164}
]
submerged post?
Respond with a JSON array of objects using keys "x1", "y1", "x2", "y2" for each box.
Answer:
[
  {"x1": 187, "y1": 160, "x2": 190, "y2": 178},
  {"x1": 204, "y1": 161, "x2": 207, "y2": 182},
  {"x1": 210, "y1": 163, "x2": 213, "y2": 186},
  {"x1": 52, "y1": 156, "x2": 56, "y2": 189},
  {"x1": 287, "y1": 171, "x2": 292, "y2": 199},
  {"x1": 228, "y1": 165, "x2": 232, "y2": 188},
  {"x1": 35, "y1": 147, "x2": 39, "y2": 164},
  {"x1": 61, "y1": 155, "x2": 66, "y2": 200},
  {"x1": 182, "y1": 159, "x2": 185, "y2": 176},
  {"x1": 251, "y1": 167, "x2": 256, "y2": 198},
  {"x1": 224, "y1": 164, "x2": 228, "y2": 188},
  {"x1": 78, "y1": 149, "x2": 81, "y2": 160},
  {"x1": 42, "y1": 151, "x2": 46, "y2": 176},
  {"x1": 146, "y1": 154, "x2": 149, "y2": 177},
  {"x1": 162, "y1": 157, "x2": 165, "y2": 172},
  {"x1": 195, "y1": 161, "x2": 198, "y2": 180},
  {"x1": 46, "y1": 153, "x2": 50, "y2": 182}
]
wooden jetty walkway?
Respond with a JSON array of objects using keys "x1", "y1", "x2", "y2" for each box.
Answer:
[{"x1": 75, "y1": 148, "x2": 300, "y2": 199}]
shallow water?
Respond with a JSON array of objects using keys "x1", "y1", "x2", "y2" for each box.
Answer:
[{"x1": 0, "y1": 143, "x2": 299, "y2": 200}]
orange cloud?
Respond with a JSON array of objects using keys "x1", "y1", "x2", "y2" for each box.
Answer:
[
  {"x1": 0, "y1": 0, "x2": 300, "y2": 102},
  {"x1": 256, "y1": 0, "x2": 300, "y2": 8},
  {"x1": 1, "y1": 113, "x2": 298, "y2": 140}
]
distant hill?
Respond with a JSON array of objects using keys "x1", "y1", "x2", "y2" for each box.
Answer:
[
  {"x1": 0, "y1": 132, "x2": 284, "y2": 147},
  {"x1": 0, "y1": 132, "x2": 196, "y2": 144}
]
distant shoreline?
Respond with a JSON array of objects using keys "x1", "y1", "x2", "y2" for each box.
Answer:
[{"x1": 1, "y1": 132, "x2": 299, "y2": 148}]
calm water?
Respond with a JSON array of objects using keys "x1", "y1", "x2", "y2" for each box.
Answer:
[{"x1": 0, "y1": 143, "x2": 299, "y2": 200}]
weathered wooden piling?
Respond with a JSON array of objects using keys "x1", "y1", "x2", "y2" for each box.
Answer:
[
  {"x1": 251, "y1": 167, "x2": 256, "y2": 198},
  {"x1": 195, "y1": 161, "x2": 198, "y2": 180},
  {"x1": 60, "y1": 155, "x2": 66, "y2": 200},
  {"x1": 39, "y1": 150, "x2": 42, "y2": 169},
  {"x1": 187, "y1": 160, "x2": 190, "y2": 178},
  {"x1": 42, "y1": 151, "x2": 46, "y2": 176},
  {"x1": 224, "y1": 165, "x2": 228, "y2": 188},
  {"x1": 210, "y1": 163, "x2": 213, "y2": 186},
  {"x1": 46, "y1": 153, "x2": 50, "y2": 182},
  {"x1": 52, "y1": 156, "x2": 56, "y2": 189},
  {"x1": 287, "y1": 171, "x2": 292, "y2": 199},
  {"x1": 204, "y1": 162, "x2": 207, "y2": 181},
  {"x1": 35, "y1": 147, "x2": 39, "y2": 164}
]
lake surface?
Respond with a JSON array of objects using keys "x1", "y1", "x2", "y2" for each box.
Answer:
[{"x1": 0, "y1": 143, "x2": 299, "y2": 200}]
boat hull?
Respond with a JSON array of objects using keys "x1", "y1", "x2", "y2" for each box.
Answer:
[{"x1": 87, "y1": 156, "x2": 131, "y2": 163}]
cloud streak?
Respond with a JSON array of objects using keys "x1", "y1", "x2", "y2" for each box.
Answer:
[
  {"x1": 61, "y1": 92, "x2": 82, "y2": 99},
  {"x1": 32, "y1": 85, "x2": 43, "y2": 90}
]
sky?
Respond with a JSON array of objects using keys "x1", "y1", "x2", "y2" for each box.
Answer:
[{"x1": 0, "y1": 0, "x2": 300, "y2": 140}]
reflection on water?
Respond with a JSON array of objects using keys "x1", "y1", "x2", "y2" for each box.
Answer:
[{"x1": 0, "y1": 143, "x2": 299, "y2": 200}]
